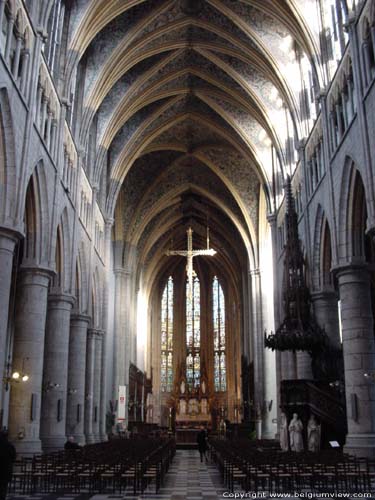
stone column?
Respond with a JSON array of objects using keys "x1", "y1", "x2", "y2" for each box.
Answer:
[
  {"x1": 249, "y1": 269, "x2": 264, "y2": 418},
  {"x1": 311, "y1": 290, "x2": 341, "y2": 349},
  {"x1": 296, "y1": 352, "x2": 313, "y2": 380},
  {"x1": 66, "y1": 313, "x2": 90, "y2": 444},
  {"x1": 84, "y1": 329, "x2": 96, "y2": 443},
  {"x1": 0, "y1": 0, "x2": 5, "y2": 30},
  {"x1": 20, "y1": 49, "x2": 30, "y2": 97},
  {"x1": 92, "y1": 330, "x2": 103, "y2": 441},
  {"x1": 12, "y1": 34, "x2": 22, "y2": 81},
  {"x1": 8, "y1": 267, "x2": 51, "y2": 455},
  {"x1": 40, "y1": 293, "x2": 74, "y2": 451},
  {"x1": 113, "y1": 269, "x2": 126, "y2": 394},
  {"x1": 0, "y1": 229, "x2": 20, "y2": 396},
  {"x1": 4, "y1": 15, "x2": 14, "y2": 63},
  {"x1": 335, "y1": 264, "x2": 375, "y2": 457}
]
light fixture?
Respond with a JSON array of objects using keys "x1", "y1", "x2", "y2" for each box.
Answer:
[
  {"x1": 68, "y1": 388, "x2": 77, "y2": 395},
  {"x1": 3, "y1": 357, "x2": 29, "y2": 391},
  {"x1": 364, "y1": 371, "x2": 375, "y2": 380},
  {"x1": 43, "y1": 381, "x2": 60, "y2": 392}
]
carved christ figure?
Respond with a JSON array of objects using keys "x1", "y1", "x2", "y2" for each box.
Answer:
[{"x1": 166, "y1": 227, "x2": 216, "y2": 297}]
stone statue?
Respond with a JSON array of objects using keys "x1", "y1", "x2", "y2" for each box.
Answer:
[
  {"x1": 288, "y1": 413, "x2": 304, "y2": 452},
  {"x1": 279, "y1": 412, "x2": 289, "y2": 451},
  {"x1": 201, "y1": 380, "x2": 206, "y2": 394},
  {"x1": 180, "y1": 380, "x2": 185, "y2": 394},
  {"x1": 307, "y1": 414, "x2": 321, "y2": 452},
  {"x1": 179, "y1": 398, "x2": 187, "y2": 415}
]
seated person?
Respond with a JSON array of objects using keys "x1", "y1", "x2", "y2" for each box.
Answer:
[{"x1": 64, "y1": 436, "x2": 81, "y2": 450}]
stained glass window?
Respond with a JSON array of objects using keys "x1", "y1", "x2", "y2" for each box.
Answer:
[
  {"x1": 161, "y1": 276, "x2": 173, "y2": 392},
  {"x1": 186, "y1": 276, "x2": 200, "y2": 389},
  {"x1": 213, "y1": 276, "x2": 226, "y2": 391}
]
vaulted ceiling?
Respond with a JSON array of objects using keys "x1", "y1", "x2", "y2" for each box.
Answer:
[{"x1": 63, "y1": 0, "x2": 322, "y2": 294}]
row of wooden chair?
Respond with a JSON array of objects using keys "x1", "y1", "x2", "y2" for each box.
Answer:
[
  {"x1": 210, "y1": 439, "x2": 375, "y2": 494},
  {"x1": 10, "y1": 437, "x2": 176, "y2": 495}
]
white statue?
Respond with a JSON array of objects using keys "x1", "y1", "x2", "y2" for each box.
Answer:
[
  {"x1": 179, "y1": 398, "x2": 187, "y2": 415},
  {"x1": 201, "y1": 380, "x2": 206, "y2": 394},
  {"x1": 307, "y1": 414, "x2": 321, "y2": 452},
  {"x1": 180, "y1": 380, "x2": 185, "y2": 394},
  {"x1": 288, "y1": 413, "x2": 304, "y2": 452},
  {"x1": 279, "y1": 412, "x2": 289, "y2": 451},
  {"x1": 201, "y1": 398, "x2": 208, "y2": 415}
]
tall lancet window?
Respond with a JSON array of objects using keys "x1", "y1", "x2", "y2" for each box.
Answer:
[
  {"x1": 161, "y1": 276, "x2": 173, "y2": 392},
  {"x1": 186, "y1": 276, "x2": 200, "y2": 389},
  {"x1": 213, "y1": 276, "x2": 226, "y2": 391}
]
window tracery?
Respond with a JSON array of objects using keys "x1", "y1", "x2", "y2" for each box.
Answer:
[
  {"x1": 186, "y1": 275, "x2": 200, "y2": 389},
  {"x1": 213, "y1": 276, "x2": 226, "y2": 392},
  {"x1": 161, "y1": 276, "x2": 173, "y2": 392}
]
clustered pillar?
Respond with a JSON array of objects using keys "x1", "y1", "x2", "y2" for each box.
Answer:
[
  {"x1": 8, "y1": 267, "x2": 52, "y2": 455},
  {"x1": 40, "y1": 293, "x2": 75, "y2": 451},
  {"x1": 336, "y1": 264, "x2": 375, "y2": 457},
  {"x1": 2, "y1": 256, "x2": 108, "y2": 452},
  {"x1": 66, "y1": 313, "x2": 90, "y2": 443}
]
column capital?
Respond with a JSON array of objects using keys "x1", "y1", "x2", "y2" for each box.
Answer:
[
  {"x1": 0, "y1": 225, "x2": 24, "y2": 243},
  {"x1": 70, "y1": 312, "x2": 91, "y2": 324},
  {"x1": 47, "y1": 292, "x2": 75, "y2": 309},
  {"x1": 310, "y1": 289, "x2": 338, "y2": 301},
  {"x1": 331, "y1": 261, "x2": 369, "y2": 280},
  {"x1": 88, "y1": 328, "x2": 105, "y2": 338},
  {"x1": 19, "y1": 265, "x2": 55, "y2": 282},
  {"x1": 249, "y1": 268, "x2": 261, "y2": 277},
  {"x1": 114, "y1": 267, "x2": 132, "y2": 277}
]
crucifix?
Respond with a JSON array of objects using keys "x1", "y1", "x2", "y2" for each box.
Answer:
[{"x1": 166, "y1": 227, "x2": 216, "y2": 297}]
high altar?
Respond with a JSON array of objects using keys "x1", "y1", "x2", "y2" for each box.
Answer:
[{"x1": 173, "y1": 377, "x2": 211, "y2": 445}]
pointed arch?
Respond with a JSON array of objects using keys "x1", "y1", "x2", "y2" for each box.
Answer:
[
  {"x1": 312, "y1": 205, "x2": 333, "y2": 291},
  {"x1": 92, "y1": 266, "x2": 103, "y2": 329},
  {"x1": 52, "y1": 207, "x2": 72, "y2": 291},
  {"x1": 338, "y1": 157, "x2": 369, "y2": 263},
  {"x1": 22, "y1": 162, "x2": 50, "y2": 266}
]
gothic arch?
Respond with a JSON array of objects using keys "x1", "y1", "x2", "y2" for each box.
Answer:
[
  {"x1": 312, "y1": 205, "x2": 333, "y2": 291},
  {"x1": 51, "y1": 208, "x2": 72, "y2": 292},
  {"x1": 22, "y1": 162, "x2": 50, "y2": 266},
  {"x1": 0, "y1": 87, "x2": 17, "y2": 227},
  {"x1": 92, "y1": 267, "x2": 103, "y2": 329},
  {"x1": 338, "y1": 157, "x2": 369, "y2": 264},
  {"x1": 76, "y1": 243, "x2": 89, "y2": 314}
]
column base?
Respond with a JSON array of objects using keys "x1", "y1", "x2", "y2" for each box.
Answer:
[
  {"x1": 85, "y1": 433, "x2": 95, "y2": 444},
  {"x1": 41, "y1": 436, "x2": 67, "y2": 453},
  {"x1": 344, "y1": 433, "x2": 375, "y2": 458},
  {"x1": 100, "y1": 432, "x2": 108, "y2": 442},
  {"x1": 14, "y1": 439, "x2": 42, "y2": 456}
]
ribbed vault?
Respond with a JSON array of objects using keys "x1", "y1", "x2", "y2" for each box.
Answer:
[{"x1": 62, "y1": 0, "x2": 323, "y2": 308}]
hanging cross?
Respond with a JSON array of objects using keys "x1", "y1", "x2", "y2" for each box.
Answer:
[{"x1": 166, "y1": 227, "x2": 216, "y2": 296}]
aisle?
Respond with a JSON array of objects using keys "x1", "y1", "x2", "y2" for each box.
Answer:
[{"x1": 134, "y1": 448, "x2": 226, "y2": 499}]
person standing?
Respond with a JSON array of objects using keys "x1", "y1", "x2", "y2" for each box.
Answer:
[
  {"x1": 307, "y1": 414, "x2": 321, "y2": 452},
  {"x1": 0, "y1": 430, "x2": 16, "y2": 500},
  {"x1": 197, "y1": 427, "x2": 208, "y2": 463}
]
